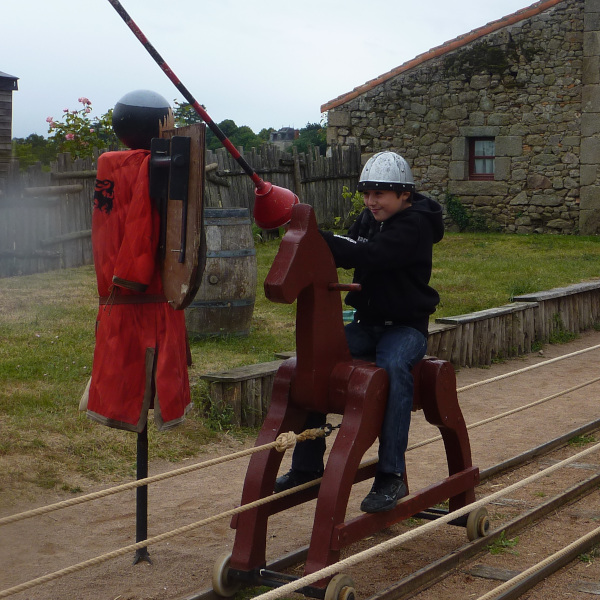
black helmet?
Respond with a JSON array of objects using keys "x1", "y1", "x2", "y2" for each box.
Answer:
[{"x1": 112, "y1": 90, "x2": 171, "y2": 150}]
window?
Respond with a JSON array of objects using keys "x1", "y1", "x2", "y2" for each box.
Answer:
[{"x1": 469, "y1": 138, "x2": 495, "y2": 180}]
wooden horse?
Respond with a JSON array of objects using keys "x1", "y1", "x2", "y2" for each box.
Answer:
[{"x1": 221, "y1": 203, "x2": 481, "y2": 596}]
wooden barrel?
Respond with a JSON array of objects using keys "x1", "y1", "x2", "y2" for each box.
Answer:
[{"x1": 185, "y1": 208, "x2": 257, "y2": 337}]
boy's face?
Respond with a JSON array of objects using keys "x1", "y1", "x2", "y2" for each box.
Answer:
[{"x1": 362, "y1": 190, "x2": 411, "y2": 222}]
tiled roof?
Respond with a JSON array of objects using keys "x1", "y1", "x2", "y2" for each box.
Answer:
[{"x1": 321, "y1": 0, "x2": 564, "y2": 113}]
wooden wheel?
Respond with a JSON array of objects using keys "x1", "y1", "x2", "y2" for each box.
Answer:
[
  {"x1": 325, "y1": 574, "x2": 356, "y2": 600},
  {"x1": 212, "y1": 552, "x2": 241, "y2": 597},
  {"x1": 466, "y1": 507, "x2": 490, "y2": 541}
]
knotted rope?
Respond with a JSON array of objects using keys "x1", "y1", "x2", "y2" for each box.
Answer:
[
  {"x1": 251, "y1": 442, "x2": 600, "y2": 600},
  {"x1": 0, "y1": 426, "x2": 329, "y2": 527}
]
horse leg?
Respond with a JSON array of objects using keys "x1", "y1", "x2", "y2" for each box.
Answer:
[
  {"x1": 230, "y1": 359, "x2": 307, "y2": 571},
  {"x1": 304, "y1": 362, "x2": 389, "y2": 575},
  {"x1": 417, "y1": 358, "x2": 475, "y2": 510}
]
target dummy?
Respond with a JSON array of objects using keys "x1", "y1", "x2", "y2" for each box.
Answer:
[{"x1": 86, "y1": 90, "x2": 206, "y2": 433}]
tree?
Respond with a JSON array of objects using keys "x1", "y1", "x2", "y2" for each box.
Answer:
[
  {"x1": 173, "y1": 100, "x2": 204, "y2": 127},
  {"x1": 291, "y1": 122, "x2": 327, "y2": 155},
  {"x1": 12, "y1": 134, "x2": 57, "y2": 170}
]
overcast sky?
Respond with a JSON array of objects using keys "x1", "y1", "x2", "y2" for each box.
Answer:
[{"x1": 5, "y1": 0, "x2": 538, "y2": 139}]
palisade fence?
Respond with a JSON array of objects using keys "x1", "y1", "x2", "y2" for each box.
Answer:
[{"x1": 0, "y1": 144, "x2": 361, "y2": 279}]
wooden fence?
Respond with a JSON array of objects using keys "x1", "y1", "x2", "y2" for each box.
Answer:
[
  {"x1": 0, "y1": 144, "x2": 361, "y2": 278},
  {"x1": 204, "y1": 143, "x2": 361, "y2": 227},
  {"x1": 0, "y1": 155, "x2": 96, "y2": 278}
]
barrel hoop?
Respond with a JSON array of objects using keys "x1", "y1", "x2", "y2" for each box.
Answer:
[
  {"x1": 189, "y1": 299, "x2": 255, "y2": 309},
  {"x1": 206, "y1": 249, "x2": 256, "y2": 258}
]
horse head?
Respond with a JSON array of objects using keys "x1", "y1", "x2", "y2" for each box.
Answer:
[{"x1": 264, "y1": 203, "x2": 337, "y2": 305}]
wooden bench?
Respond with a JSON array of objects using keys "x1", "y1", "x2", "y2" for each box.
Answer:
[
  {"x1": 435, "y1": 302, "x2": 538, "y2": 366},
  {"x1": 199, "y1": 281, "x2": 600, "y2": 425},
  {"x1": 200, "y1": 360, "x2": 283, "y2": 427},
  {"x1": 513, "y1": 281, "x2": 600, "y2": 342}
]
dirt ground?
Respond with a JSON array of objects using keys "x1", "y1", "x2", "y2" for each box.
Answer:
[{"x1": 2, "y1": 331, "x2": 600, "y2": 600}]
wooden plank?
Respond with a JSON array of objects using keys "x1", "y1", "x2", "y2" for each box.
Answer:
[
  {"x1": 467, "y1": 565, "x2": 521, "y2": 581},
  {"x1": 51, "y1": 169, "x2": 97, "y2": 180},
  {"x1": 513, "y1": 281, "x2": 600, "y2": 301},
  {"x1": 436, "y1": 302, "x2": 538, "y2": 325},
  {"x1": 23, "y1": 184, "x2": 83, "y2": 196},
  {"x1": 39, "y1": 229, "x2": 91, "y2": 246},
  {"x1": 200, "y1": 360, "x2": 283, "y2": 383},
  {"x1": 243, "y1": 378, "x2": 256, "y2": 428}
]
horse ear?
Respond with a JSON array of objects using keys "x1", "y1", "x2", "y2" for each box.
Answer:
[{"x1": 287, "y1": 203, "x2": 315, "y2": 233}]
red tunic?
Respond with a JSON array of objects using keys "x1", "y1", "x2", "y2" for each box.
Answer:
[{"x1": 87, "y1": 149, "x2": 191, "y2": 432}]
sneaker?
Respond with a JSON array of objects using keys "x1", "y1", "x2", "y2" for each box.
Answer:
[
  {"x1": 274, "y1": 469, "x2": 323, "y2": 493},
  {"x1": 360, "y1": 472, "x2": 407, "y2": 513}
]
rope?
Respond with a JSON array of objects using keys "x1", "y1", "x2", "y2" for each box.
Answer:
[
  {"x1": 409, "y1": 375, "x2": 600, "y2": 452},
  {"x1": 457, "y1": 343, "x2": 600, "y2": 393},
  {"x1": 476, "y1": 525, "x2": 600, "y2": 600},
  {"x1": 250, "y1": 442, "x2": 600, "y2": 600},
  {"x1": 352, "y1": 374, "x2": 600, "y2": 473},
  {"x1": 0, "y1": 427, "x2": 326, "y2": 527},
  {"x1": 2, "y1": 345, "x2": 600, "y2": 596},
  {"x1": 3, "y1": 440, "x2": 599, "y2": 598},
  {"x1": 0, "y1": 474, "x2": 323, "y2": 598},
  {"x1": 5, "y1": 357, "x2": 598, "y2": 529}
]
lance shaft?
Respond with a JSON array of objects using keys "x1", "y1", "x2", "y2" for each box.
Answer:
[{"x1": 107, "y1": 0, "x2": 266, "y2": 191}]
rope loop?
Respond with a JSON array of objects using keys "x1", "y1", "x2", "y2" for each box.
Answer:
[
  {"x1": 273, "y1": 424, "x2": 338, "y2": 452},
  {"x1": 274, "y1": 431, "x2": 297, "y2": 452}
]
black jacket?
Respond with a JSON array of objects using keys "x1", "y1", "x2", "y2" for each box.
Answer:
[{"x1": 320, "y1": 192, "x2": 444, "y2": 337}]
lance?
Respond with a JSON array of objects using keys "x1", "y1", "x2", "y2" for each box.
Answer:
[{"x1": 107, "y1": 0, "x2": 298, "y2": 230}]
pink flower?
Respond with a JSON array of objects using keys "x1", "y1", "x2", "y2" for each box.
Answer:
[
  {"x1": 78, "y1": 97, "x2": 91, "y2": 105},
  {"x1": 85, "y1": 107, "x2": 91, "y2": 113},
  {"x1": 65, "y1": 133, "x2": 75, "y2": 141},
  {"x1": 63, "y1": 108, "x2": 69, "y2": 113},
  {"x1": 46, "y1": 116, "x2": 54, "y2": 123},
  {"x1": 89, "y1": 128, "x2": 95, "y2": 133}
]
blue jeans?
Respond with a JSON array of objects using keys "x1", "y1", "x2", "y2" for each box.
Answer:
[{"x1": 291, "y1": 322, "x2": 427, "y2": 476}]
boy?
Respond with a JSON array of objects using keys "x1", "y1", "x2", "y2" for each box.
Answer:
[{"x1": 275, "y1": 151, "x2": 444, "y2": 513}]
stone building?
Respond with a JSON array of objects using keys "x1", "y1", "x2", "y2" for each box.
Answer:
[
  {"x1": 0, "y1": 71, "x2": 19, "y2": 187},
  {"x1": 269, "y1": 127, "x2": 298, "y2": 150},
  {"x1": 322, "y1": 0, "x2": 600, "y2": 234}
]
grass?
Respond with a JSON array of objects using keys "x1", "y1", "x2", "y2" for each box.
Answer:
[
  {"x1": 568, "y1": 434, "x2": 597, "y2": 448},
  {"x1": 2, "y1": 231, "x2": 600, "y2": 495},
  {"x1": 486, "y1": 531, "x2": 519, "y2": 555}
]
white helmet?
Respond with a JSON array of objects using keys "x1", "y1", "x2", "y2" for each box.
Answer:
[{"x1": 357, "y1": 152, "x2": 415, "y2": 194}]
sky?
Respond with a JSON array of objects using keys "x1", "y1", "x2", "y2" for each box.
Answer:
[{"x1": 4, "y1": 0, "x2": 539, "y2": 139}]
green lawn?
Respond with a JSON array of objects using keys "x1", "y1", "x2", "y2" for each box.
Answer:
[{"x1": 1, "y1": 231, "x2": 599, "y2": 494}]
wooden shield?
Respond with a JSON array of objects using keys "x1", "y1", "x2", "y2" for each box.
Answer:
[{"x1": 158, "y1": 123, "x2": 206, "y2": 310}]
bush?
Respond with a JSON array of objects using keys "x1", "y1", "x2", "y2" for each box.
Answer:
[
  {"x1": 445, "y1": 192, "x2": 489, "y2": 232},
  {"x1": 46, "y1": 97, "x2": 119, "y2": 159}
]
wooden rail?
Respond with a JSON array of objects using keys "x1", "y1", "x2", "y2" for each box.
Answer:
[{"x1": 199, "y1": 281, "x2": 600, "y2": 426}]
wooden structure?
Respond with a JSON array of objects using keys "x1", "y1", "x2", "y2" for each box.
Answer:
[
  {"x1": 0, "y1": 154, "x2": 96, "y2": 278},
  {"x1": 0, "y1": 71, "x2": 18, "y2": 187},
  {"x1": 513, "y1": 281, "x2": 600, "y2": 343},
  {"x1": 203, "y1": 143, "x2": 361, "y2": 228},
  {"x1": 214, "y1": 203, "x2": 481, "y2": 599},
  {"x1": 1, "y1": 143, "x2": 360, "y2": 279},
  {"x1": 202, "y1": 280, "x2": 600, "y2": 425},
  {"x1": 185, "y1": 208, "x2": 257, "y2": 338}
]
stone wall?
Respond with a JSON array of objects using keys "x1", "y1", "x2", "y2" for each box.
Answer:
[{"x1": 326, "y1": 0, "x2": 600, "y2": 234}]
